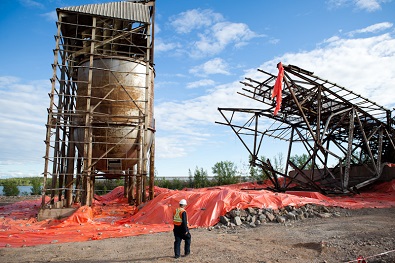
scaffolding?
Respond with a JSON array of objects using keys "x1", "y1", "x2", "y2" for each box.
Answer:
[
  {"x1": 217, "y1": 64, "x2": 395, "y2": 194},
  {"x1": 42, "y1": 0, "x2": 156, "y2": 209}
]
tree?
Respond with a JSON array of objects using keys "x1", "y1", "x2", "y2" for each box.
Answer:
[
  {"x1": 212, "y1": 161, "x2": 239, "y2": 185},
  {"x1": 273, "y1": 152, "x2": 285, "y2": 173},
  {"x1": 191, "y1": 167, "x2": 209, "y2": 188},
  {"x1": 31, "y1": 177, "x2": 42, "y2": 195},
  {"x1": 290, "y1": 153, "x2": 313, "y2": 169},
  {"x1": 2, "y1": 180, "x2": 19, "y2": 196}
]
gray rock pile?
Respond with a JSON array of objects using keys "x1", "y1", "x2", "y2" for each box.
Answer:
[{"x1": 211, "y1": 204, "x2": 348, "y2": 230}]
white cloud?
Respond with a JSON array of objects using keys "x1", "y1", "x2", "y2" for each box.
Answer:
[
  {"x1": 19, "y1": 0, "x2": 44, "y2": 8},
  {"x1": 155, "y1": 38, "x2": 180, "y2": 52},
  {"x1": 186, "y1": 79, "x2": 216, "y2": 89},
  {"x1": 189, "y1": 58, "x2": 231, "y2": 76},
  {"x1": 169, "y1": 9, "x2": 260, "y2": 57},
  {"x1": 327, "y1": 0, "x2": 388, "y2": 12},
  {"x1": 354, "y1": 0, "x2": 382, "y2": 11},
  {"x1": 193, "y1": 21, "x2": 259, "y2": 57},
  {"x1": 347, "y1": 22, "x2": 393, "y2": 36},
  {"x1": 0, "y1": 77, "x2": 48, "y2": 177},
  {"x1": 41, "y1": 11, "x2": 57, "y2": 22},
  {"x1": 170, "y1": 9, "x2": 223, "y2": 34}
]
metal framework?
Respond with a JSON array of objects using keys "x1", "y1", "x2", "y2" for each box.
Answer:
[
  {"x1": 217, "y1": 64, "x2": 395, "y2": 194},
  {"x1": 42, "y1": 0, "x2": 156, "y2": 208}
]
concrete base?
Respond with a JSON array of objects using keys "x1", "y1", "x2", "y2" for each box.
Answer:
[
  {"x1": 37, "y1": 207, "x2": 77, "y2": 221},
  {"x1": 37, "y1": 199, "x2": 77, "y2": 221}
]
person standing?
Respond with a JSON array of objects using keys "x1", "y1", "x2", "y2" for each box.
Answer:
[{"x1": 173, "y1": 199, "x2": 191, "y2": 258}]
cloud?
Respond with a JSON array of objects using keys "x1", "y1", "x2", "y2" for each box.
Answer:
[
  {"x1": 347, "y1": 22, "x2": 393, "y2": 36},
  {"x1": 0, "y1": 77, "x2": 48, "y2": 177},
  {"x1": 189, "y1": 58, "x2": 231, "y2": 76},
  {"x1": 168, "y1": 9, "x2": 260, "y2": 57},
  {"x1": 354, "y1": 0, "x2": 382, "y2": 11},
  {"x1": 192, "y1": 21, "x2": 259, "y2": 57},
  {"x1": 186, "y1": 79, "x2": 216, "y2": 89},
  {"x1": 155, "y1": 38, "x2": 181, "y2": 52},
  {"x1": 41, "y1": 11, "x2": 57, "y2": 22},
  {"x1": 326, "y1": 0, "x2": 388, "y2": 12},
  {"x1": 19, "y1": 0, "x2": 44, "y2": 8},
  {"x1": 170, "y1": 9, "x2": 224, "y2": 34}
]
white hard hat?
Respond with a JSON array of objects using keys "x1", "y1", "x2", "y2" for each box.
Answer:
[{"x1": 179, "y1": 199, "x2": 187, "y2": 205}]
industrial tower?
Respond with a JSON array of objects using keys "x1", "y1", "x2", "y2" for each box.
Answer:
[{"x1": 42, "y1": 0, "x2": 156, "y2": 210}]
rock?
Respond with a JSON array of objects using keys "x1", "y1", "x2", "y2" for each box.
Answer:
[
  {"x1": 276, "y1": 215, "x2": 286, "y2": 224},
  {"x1": 240, "y1": 210, "x2": 248, "y2": 217},
  {"x1": 247, "y1": 207, "x2": 256, "y2": 215},
  {"x1": 229, "y1": 209, "x2": 240, "y2": 218},
  {"x1": 285, "y1": 211, "x2": 296, "y2": 221},
  {"x1": 220, "y1": 215, "x2": 230, "y2": 224},
  {"x1": 317, "y1": 213, "x2": 332, "y2": 218},
  {"x1": 233, "y1": 216, "x2": 242, "y2": 226},
  {"x1": 265, "y1": 211, "x2": 275, "y2": 222},
  {"x1": 258, "y1": 214, "x2": 267, "y2": 222}
]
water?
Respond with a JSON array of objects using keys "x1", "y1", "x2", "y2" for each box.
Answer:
[{"x1": 0, "y1": 186, "x2": 32, "y2": 196}]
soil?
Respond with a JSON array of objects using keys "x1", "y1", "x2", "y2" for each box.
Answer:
[{"x1": 0, "y1": 196, "x2": 394, "y2": 263}]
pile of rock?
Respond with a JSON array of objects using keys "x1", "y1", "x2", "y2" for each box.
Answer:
[{"x1": 211, "y1": 204, "x2": 348, "y2": 230}]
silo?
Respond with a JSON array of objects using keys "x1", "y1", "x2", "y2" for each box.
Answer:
[
  {"x1": 75, "y1": 57, "x2": 155, "y2": 172},
  {"x1": 42, "y1": 0, "x2": 156, "y2": 210}
]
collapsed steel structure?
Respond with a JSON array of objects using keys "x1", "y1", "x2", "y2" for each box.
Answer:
[
  {"x1": 217, "y1": 64, "x2": 395, "y2": 194},
  {"x1": 42, "y1": 0, "x2": 156, "y2": 209}
]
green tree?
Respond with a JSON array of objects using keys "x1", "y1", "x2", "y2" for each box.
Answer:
[
  {"x1": 212, "y1": 161, "x2": 239, "y2": 185},
  {"x1": 191, "y1": 167, "x2": 209, "y2": 188},
  {"x1": 290, "y1": 153, "x2": 313, "y2": 169},
  {"x1": 31, "y1": 177, "x2": 42, "y2": 195},
  {"x1": 2, "y1": 180, "x2": 20, "y2": 196}
]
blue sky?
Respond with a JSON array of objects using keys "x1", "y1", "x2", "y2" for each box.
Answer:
[{"x1": 0, "y1": 0, "x2": 394, "y2": 178}]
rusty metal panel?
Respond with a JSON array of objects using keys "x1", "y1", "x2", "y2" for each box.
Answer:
[{"x1": 58, "y1": 1, "x2": 150, "y2": 23}]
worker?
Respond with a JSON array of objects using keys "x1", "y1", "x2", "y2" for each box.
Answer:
[{"x1": 173, "y1": 199, "x2": 191, "y2": 259}]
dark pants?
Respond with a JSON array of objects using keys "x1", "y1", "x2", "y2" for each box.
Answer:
[{"x1": 173, "y1": 232, "x2": 191, "y2": 258}]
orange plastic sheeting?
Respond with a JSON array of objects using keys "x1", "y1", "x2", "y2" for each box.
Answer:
[{"x1": 1, "y1": 181, "x2": 395, "y2": 248}]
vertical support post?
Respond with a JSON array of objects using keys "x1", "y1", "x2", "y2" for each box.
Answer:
[
  {"x1": 284, "y1": 126, "x2": 294, "y2": 188},
  {"x1": 149, "y1": 136, "x2": 155, "y2": 200},
  {"x1": 136, "y1": 127, "x2": 143, "y2": 206},
  {"x1": 344, "y1": 108, "x2": 355, "y2": 190},
  {"x1": 377, "y1": 127, "x2": 383, "y2": 174},
  {"x1": 124, "y1": 169, "x2": 129, "y2": 198},
  {"x1": 74, "y1": 158, "x2": 82, "y2": 204},
  {"x1": 82, "y1": 16, "x2": 96, "y2": 206},
  {"x1": 42, "y1": 14, "x2": 63, "y2": 208}
]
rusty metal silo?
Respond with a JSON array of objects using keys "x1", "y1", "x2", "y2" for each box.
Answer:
[{"x1": 42, "y1": 0, "x2": 156, "y2": 211}]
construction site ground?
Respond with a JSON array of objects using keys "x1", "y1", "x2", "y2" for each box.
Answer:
[
  {"x1": 0, "y1": 206, "x2": 394, "y2": 263},
  {"x1": 1, "y1": 180, "x2": 395, "y2": 263}
]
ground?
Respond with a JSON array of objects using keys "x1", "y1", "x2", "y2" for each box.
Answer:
[{"x1": 1, "y1": 203, "x2": 394, "y2": 263}]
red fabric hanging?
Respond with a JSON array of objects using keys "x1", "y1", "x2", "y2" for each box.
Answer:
[{"x1": 271, "y1": 62, "x2": 284, "y2": 115}]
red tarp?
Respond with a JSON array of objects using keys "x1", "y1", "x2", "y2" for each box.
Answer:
[
  {"x1": 271, "y1": 62, "x2": 284, "y2": 115},
  {"x1": 1, "y1": 180, "x2": 395, "y2": 248}
]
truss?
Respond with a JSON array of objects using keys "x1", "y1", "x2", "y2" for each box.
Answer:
[{"x1": 217, "y1": 64, "x2": 395, "y2": 194}]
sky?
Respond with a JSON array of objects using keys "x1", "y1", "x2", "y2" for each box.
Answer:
[{"x1": 0, "y1": 0, "x2": 394, "y2": 179}]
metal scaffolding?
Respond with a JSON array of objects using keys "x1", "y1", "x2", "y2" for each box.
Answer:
[
  {"x1": 217, "y1": 64, "x2": 395, "y2": 194},
  {"x1": 42, "y1": 0, "x2": 156, "y2": 209}
]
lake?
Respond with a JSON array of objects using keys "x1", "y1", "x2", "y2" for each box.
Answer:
[{"x1": 0, "y1": 186, "x2": 32, "y2": 196}]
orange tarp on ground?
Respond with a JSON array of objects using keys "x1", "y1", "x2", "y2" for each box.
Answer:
[{"x1": 1, "y1": 180, "x2": 395, "y2": 248}]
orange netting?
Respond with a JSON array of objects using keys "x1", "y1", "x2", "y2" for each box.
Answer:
[{"x1": 1, "y1": 180, "x2": 394, "y2": 248}]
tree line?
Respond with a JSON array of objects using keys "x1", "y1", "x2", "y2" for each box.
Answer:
[{"x1": 0, "y1": 154, "x2": 312, "y2": 195}]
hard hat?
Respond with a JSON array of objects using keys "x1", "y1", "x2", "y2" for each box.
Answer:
[{"x1": 179, "y1": 199, "x2": 187, "y2": 205}]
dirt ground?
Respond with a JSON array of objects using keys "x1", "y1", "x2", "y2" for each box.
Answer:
[{"x1": 0, "y1": 205, "x2": 394, "y2": 263}]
